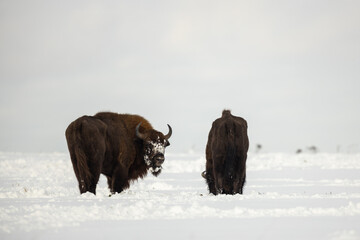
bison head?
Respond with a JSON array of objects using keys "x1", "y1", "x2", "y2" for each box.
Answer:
[{"x1": 136, "y1": 123, "x2": 172, "y2": 176}]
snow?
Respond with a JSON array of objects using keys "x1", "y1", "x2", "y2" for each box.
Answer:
[{"x1": 1, "y1": 152, "x2": 360, "y2": 239}]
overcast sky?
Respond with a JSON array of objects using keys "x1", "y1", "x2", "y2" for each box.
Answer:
[{"x1": 1, "y1": 0, "x2": 359, "y2": 153}]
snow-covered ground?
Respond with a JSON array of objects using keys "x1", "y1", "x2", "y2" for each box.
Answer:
[{"x1": 1, "y1": 152, "x2": 360, "y2": 240}]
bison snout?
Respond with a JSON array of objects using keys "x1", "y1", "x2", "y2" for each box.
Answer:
[{"x1": 154, "y1": 154, "x2": 165, "y2": 166}]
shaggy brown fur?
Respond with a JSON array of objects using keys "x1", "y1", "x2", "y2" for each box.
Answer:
[
  {"x1": 204, "y1": 110, "x2": 249, "y2": 195},
  {"x1": 65, "y1": 112, "x2": 172, "y2": 195}
]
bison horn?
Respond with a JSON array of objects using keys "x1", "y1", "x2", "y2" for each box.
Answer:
[
  {"x1": 136, "y1": 122, "x2": 146, "y2": 140},
  {"x1": 164, "y1": 124, "x2": 172, "y2": 140}
]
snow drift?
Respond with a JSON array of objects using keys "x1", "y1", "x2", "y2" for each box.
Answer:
[{"x1": 0, "y1": 152, "x2": 359, "y2": 239}]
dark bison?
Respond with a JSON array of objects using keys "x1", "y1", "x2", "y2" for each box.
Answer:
[
  {"x1": 65, "y1": 112, "x2": 172, "y2": 195},
  {"x1": 203, "y1": 110, "x2": 249, "y2": 195}
]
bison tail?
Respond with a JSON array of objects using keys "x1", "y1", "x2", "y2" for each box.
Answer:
[
  {"x1": 223, "y1": 143, "x2": 236, "y2": 193},
  {"x1": 225, "y1": 146, "x2": 235, "y2": 176}
]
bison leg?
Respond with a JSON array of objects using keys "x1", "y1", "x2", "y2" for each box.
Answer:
[
  {"x1": 205, "y1": 159, "x2": 218, "y2": 195},
  {"x1": 233, "y1": 171, "x2": 246, "y2": 194},
  {"x1": 75, "y1": 144, "x2": 104, "y2": 195},
  {"x1": 73, "y1": 155, "x2": 101, "y2": 195},
  {"x1": 68, "y1": 147, "x2": 81, "y2": 188},
  {"x1": 68, "y1": 141, "x2": 104, "y2": 195},
  {"x1": 106, "y1": 176, "x2": 112, "y2": 191},
  {"x1": 109, "y1": 165, "x2": 130, "y2": 194},
  {"x1": 66, "y1": 116, "x2": 107, "y2": 195},
  {"x1": 214, "y1": 174, "x2": 224, "y2": 194},
  {"x1": 206, "y1": 171, "x2": 217, "y2": 195},
  {"x1": 239, "y1": 172, "x2": 246, "y2": 194},
  {"x1": 85, "y1": 158, "x2": 102, "y2": 195},
  {"x1": 233, "y1": 179, "x2": 241, "y2": 195},
  {"x1": 213, "y1": 158, "x2": 226, "y2": 194},
  {"x1": 236, "y1": 155, "x2": 247, "y2": 194},
  {"x1": 66, "y1": 144, "x2": 94, "y2": 194}
]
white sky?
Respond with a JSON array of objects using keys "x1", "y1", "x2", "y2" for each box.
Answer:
[{"x1": 1, "y1": 0, "x2": 359, "y2": 153}]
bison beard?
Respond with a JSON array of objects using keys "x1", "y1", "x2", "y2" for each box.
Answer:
[
  {"x1": 65, "y1": 112, "x2": 172, "y2": 195},
  {"x1": 204, "y1": 110, "x2": 249, "y2": 195}
]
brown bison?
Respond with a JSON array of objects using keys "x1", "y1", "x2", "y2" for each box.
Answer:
[
  {"x1": 65, "y1": 112, "x2": 172, "y2": 195},
  {"x1": 203, "y1": 110, "x2": 249, "y2": 195}
]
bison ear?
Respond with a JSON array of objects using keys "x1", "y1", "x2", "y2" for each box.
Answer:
[{"x1": 135, "y1": 122, "x2": 147, "y2": 140}]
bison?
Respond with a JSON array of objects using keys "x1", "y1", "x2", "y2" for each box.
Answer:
[
  {"x1": 65, "y1": 112, "x2": 172, "y2": 195},
  {"x1": 203, "y1": 110, "x2": 249, "y2": 195}
]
